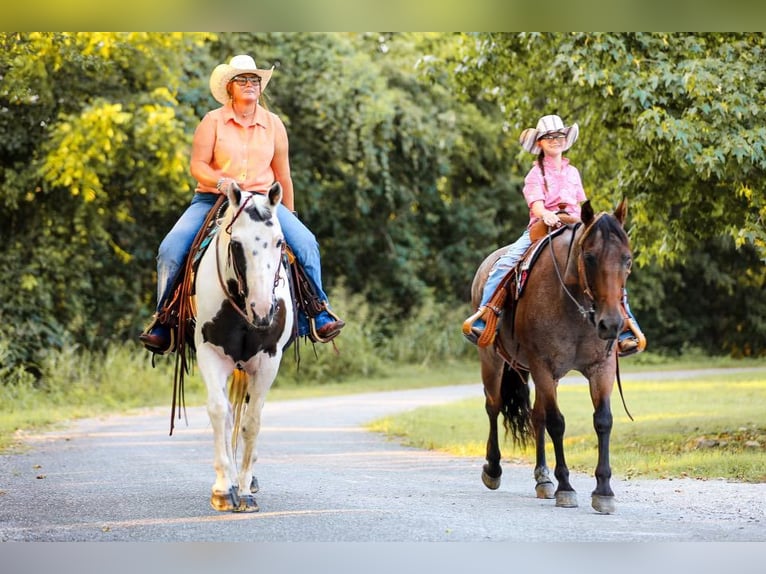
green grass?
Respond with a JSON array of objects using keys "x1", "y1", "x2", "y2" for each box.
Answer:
[{"x1": 367, "y1": 370, "x2": 766, "y2": 483}]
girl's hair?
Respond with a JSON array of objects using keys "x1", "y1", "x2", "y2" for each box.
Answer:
[{"x1": 537, "y1": 150, "x2": 548, "y2": 194}]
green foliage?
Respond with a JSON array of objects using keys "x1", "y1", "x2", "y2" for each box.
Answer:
[
  {"x1": 1, "y1": 32, "x2": 764, "y2": 379},
  {"x1": 450, "y1": 32, "x2": 766, "y2": 266}
]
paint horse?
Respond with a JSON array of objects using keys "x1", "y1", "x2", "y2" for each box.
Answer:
[
  {"x1": 193, "y1": 181, "x2": 293, "y2": 512},
  {"x1": 470, "y1": 199, "x2": 632, "y2": 514}
]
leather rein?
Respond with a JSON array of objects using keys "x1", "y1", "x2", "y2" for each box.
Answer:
[{"x1": 545, "y1": 215, "x2": 633, "y2": 420}]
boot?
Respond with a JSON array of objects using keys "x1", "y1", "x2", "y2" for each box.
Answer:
[
  {"x1": 462, "y1": 280, "x2": 509, "y2": 348},
  {"x1": 139, "y1": 315, "x2": 174, "y2": 355},
  {"x1": 618, "y1": 291, "x2": 646, "y2": 357}
]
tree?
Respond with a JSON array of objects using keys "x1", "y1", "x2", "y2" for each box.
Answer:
[
  {"x1": 447, "y1": 32, "x2": 766, "y2": 266},
  {"x1": 0, "y1": 32, "x2": 210, "y2": 370}
]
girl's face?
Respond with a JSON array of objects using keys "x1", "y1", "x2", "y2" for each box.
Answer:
[{"x1": 537, "y1": 132, "x2": 567, "y2": 157}]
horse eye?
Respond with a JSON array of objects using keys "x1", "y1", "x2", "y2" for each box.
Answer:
[
  {"x1": 583, "y1": 252, "x2": 597, "y2": 267},
  {"x1": 624, "y1": 255, "x2": 633, "y2": 272},
  {"x1": 276, "y1": 238, "x2": 284, "y2": 248}
]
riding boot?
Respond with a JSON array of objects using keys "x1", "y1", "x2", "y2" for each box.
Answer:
[{"x1": 617, "y1": 289, "x2": 646, "y2": 357}]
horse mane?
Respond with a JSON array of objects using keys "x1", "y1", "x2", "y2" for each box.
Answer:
[{"x1": 589, "y1": 211, "x2": 629, "y2": 246}]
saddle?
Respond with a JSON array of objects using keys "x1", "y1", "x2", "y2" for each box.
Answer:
[
  {"x1": 465, "y1": 213, "x2": 580, "y2": 348},
  {"x1": 145, "y1": 197, "x2": 333, "y2": 360}
]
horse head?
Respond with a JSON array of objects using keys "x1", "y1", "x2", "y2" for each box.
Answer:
[
  {"x1": 576, "y1": 197, "x2": 632, "y2": 342},
  {"x1": 223, "y1": 182, "x2": 285, "y2": 328}
]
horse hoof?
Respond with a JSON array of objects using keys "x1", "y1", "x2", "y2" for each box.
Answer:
[
  {"x1": 481, "y1": 469, "x2": 501, "y2": 490},
  {"x1": 234, "y1": 493, "x2": 260, "y2": 513},
  {"x1": 250, "y1": 477, "x2": 259, "y2": 494},
  {"x1": 591, "y1": 494, "x2": 616, "y2": 514},
  {"x1": 555, "y1": 490, "x2": 578, "y2": 508},
  {"x1": 535, "y1": 481, "x2": 555, "y2": 499},
  {"x1": 210, "y1": 486, "x2": 240, "y2": 512}
]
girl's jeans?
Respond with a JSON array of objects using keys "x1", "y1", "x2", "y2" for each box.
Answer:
[{"x1": 479, "y1": 229, "x2": 532, "y2": 307}]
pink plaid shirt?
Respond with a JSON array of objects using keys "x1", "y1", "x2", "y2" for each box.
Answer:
[{"x1": 522, "y1": 156, "x2": 586, "y2": 228}]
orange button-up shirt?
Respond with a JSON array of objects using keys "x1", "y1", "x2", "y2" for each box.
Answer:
[{"x1": 192, "y1": 102, "x2": 294, "y2": 209}]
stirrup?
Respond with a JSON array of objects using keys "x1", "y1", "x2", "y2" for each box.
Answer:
[
  {"x1": 618, "y1": 317, "x2": 646, "y2": 357},
  {"x1": 308, "y1": 308, "x2": 344, "y2": 344},
  {"x1": 139, "y1": 316, "x2": 175, "y2": 356},
  {"x1": 462, "y1": 306, "x2": 499, "y2": 348}
]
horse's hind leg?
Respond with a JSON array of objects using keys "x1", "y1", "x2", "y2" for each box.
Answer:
[
  {"x1": 532, "y1": 372, "x2": 577, "y2": 507},
  {"x1": 480, "y1": 354, "x2": 504, "y2": 490},
  {"x1": 531, "y1": 410, "x2": 555, "y2": 499}
]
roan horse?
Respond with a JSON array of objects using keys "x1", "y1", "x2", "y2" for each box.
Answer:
[
  {"x1": 470, "y1": 198, "x2": 632, "y2": 514},
  {"x1": 193, "y1": 181, "x2": 293, "y2": 512}
]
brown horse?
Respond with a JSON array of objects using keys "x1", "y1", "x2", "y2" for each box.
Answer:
[{"x1": 470, "y1": 198, "x2": 632, "y2": 514}]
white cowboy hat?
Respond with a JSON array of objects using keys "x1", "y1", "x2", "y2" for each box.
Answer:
[
  {"x1": 209, "y1": 54, "x2": 274, "y2": 105},
  {"x1": 519, "y1": 114, "x2": 579, "y2": 154}
]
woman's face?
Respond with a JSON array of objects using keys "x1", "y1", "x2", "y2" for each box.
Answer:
[{"x1": 228, "y1": 74, "x2": 261, "y2": 103}]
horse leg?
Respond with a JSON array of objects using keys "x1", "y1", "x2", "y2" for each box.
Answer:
[
  {"x1": 531, "y1": 407, "x2": 555, "y2": 499},
  {"x1": 233, "y1": 391, "x2": 265, "y2": 513},
  {"x1": 235, "y1": 360, "x2": 279, "y2": 512},
  {"x1": 590, "y1": 377, "x2": 616, "y2": 514},
  {"x1": 480, "y1": 354, "x2": 504, "y2": 490},
  {"x1": 531, "y1": 370, "x2": 577, "y2": 508},
  {"x1": 198, "y1": 346, "x2": 240, "y2": 512}
]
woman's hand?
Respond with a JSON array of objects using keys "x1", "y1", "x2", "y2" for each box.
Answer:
[{"x1": 216, "y1": 177, "x2": 236, "y2": 194}]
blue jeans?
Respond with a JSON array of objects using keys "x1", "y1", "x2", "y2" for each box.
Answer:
[
  {"x1": 155, "y1": 192, "x2": 334, "y2": 333},
  {"x1": 480, "y1": 229, "x2": 532, "y2": 307}
]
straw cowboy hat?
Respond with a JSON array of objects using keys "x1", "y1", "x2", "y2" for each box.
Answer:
[
  {"x1": 209, "y1": 54, "x2": 275, "y2": 105},
  {"x1": 519, "y1": 114, "x2": 579, "y2": 154}
]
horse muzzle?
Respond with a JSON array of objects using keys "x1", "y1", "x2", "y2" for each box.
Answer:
[
  {"x1": 596, "y1": 309, "x2": 623, "y2": 341},
  {"x1": 248, "y1": 300, "x2": 277, "y2": 329}
]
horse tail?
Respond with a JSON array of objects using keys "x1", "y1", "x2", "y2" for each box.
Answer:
[
  {"x1": 500, "y1": 364, "x2": 533, "y2": 447},
  {"x1": 229, "y1": 368, "x2": 249, "y2": 453}
]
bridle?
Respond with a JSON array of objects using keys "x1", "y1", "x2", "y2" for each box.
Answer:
[
  {"x1": 214, "y1": 193, "x2": 285, "y2": 326},
  {"x1": 546, "y1": 216, "x2": 604, "y2": 325}
]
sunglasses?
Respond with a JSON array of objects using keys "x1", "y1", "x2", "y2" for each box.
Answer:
[
  {"x1": 538, "y1": 133, "x2": 567, "y2": 141},
  {"x1": 231, "y1": 75, "x2": 261, "y2": 87}
]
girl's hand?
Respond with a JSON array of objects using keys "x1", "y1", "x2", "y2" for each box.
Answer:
[{"x1": 542, "y1": 211, "x2": 561, "y2": 227}]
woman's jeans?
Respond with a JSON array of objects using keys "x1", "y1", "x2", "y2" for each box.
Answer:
[
  {"x1": 480, "y1": 229, "x2": 532, "y2": 307},
  {"x1": 156, "y1": 192, "x2": 332, "y2": 333}
]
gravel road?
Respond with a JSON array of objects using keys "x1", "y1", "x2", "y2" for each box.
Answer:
[{"x1": 1, "y1": 368, "x2": 764, "y2": 544}]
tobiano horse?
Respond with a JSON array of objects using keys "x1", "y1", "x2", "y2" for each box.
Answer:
[
  {"x1": 470, "y1": 198, "x2": 632, "y2": 514},
  {"x1": 193, "y1": 181, "x2": 293, "y2": 512}
]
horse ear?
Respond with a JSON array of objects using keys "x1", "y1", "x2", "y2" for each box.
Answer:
[
  {"x1": 614, "y1": 196, "x2": 628, "y2": 225},
  {"x1": 268, "y1": 181, "x2": 283, "y2": 207},
  {"x1": 581, "y1": 200, "x2": 594, "y2": 226},
  {"x1": 227, "y1": 181, "x2": 242, "y2": 206}
]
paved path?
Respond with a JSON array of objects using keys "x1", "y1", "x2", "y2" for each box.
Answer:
[{"x1": 1, "y1": 368, "x2": 764, "y2": 542}]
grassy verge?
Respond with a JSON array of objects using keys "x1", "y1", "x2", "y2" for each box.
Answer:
[{"x1": 367, "y1": 369, "x2": 766, "y2": 483}]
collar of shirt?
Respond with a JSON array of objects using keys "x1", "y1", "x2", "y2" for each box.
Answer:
[
  {"x1": 541, "y1": 155, "x2": 570, "y2": 172},
  {"x1": 222, "y1": 102, "x2": 268, "y2": 128}
]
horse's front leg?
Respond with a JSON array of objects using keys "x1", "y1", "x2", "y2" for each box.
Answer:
[
  {"x1": 198, "y1": 346, "x2": 239, "y2": 511},
  {"x1": 591, "y1": 396, "x2": 616, "y2": 514},
  {"x1": 531, "y1": 366, "x2": 577, "y2": 508}
]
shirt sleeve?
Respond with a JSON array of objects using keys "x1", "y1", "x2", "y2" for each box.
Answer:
[
  {"x1": 569, "y1": 166, "x2": 587, "y2": 203},
  {"x1": 522, "y1": 165, "x2": 546, "y2": 207}
]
